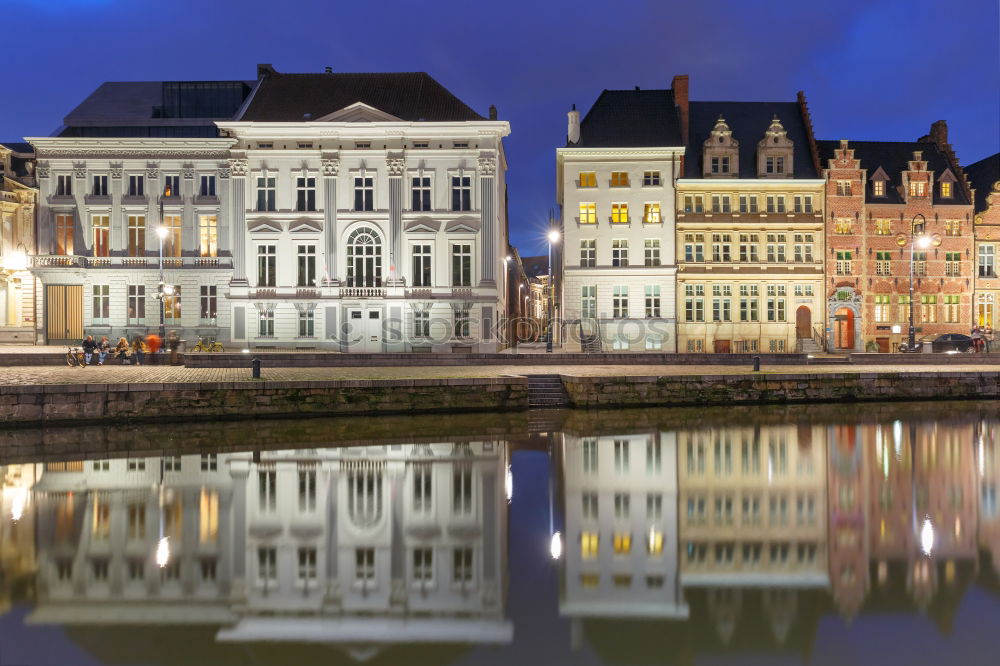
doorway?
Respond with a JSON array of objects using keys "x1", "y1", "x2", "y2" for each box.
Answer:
[
  {"x1": 796, "y1": 306, "x2": 812, "y2": 339},
  {"x1": 45, "y1": 285, "x2": 83, "y2": 343},
  {"x1": 714, "y1": 339, "x2": 731, "y2": 354},
  {"x1": 834, "y1": 308, "x2": 854, "y2": 349},
  {"x1": 348, "y1": 308, "x2": 382, "y2": 352}
]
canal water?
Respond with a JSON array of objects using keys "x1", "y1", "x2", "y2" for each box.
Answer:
[{"x1": 2, "y1": 401, "x2": 1000, "y2": 666}]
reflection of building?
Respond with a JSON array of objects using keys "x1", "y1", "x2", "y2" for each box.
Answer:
[
  {"x1": 24, "y1": 443, "x2": 511, "y2": 653},
  {"x1": 1, "y1": 464, "x2": 40, "y2": 615},
  {"x1": 818, "y1": 124, "x2": 974, "y2": 352},
  {"x1": 968, "y1": 152, "x2": 1000, "y2": 327},
  {"x1": 675, "y1": 95, "x2": 826, "y2": 354},
  {"x1": 0, "y1": 142, "x2": 37, "y2": 342},
  {"x1": 558, "y1": 430, "x2": 684, "y2": 623}
]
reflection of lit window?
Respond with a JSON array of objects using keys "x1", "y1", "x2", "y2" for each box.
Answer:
[
  {"x1": 92, "y1": 498, "x2": 110, "y2": 541},
  {"x1": 127, "y1": 503, "x2": 145, "y2": 541},
  {"x1": 613, "y1": 532, "x2": 632, "y2": 555},
  {"x1": 581, "y1": 531, "x2": 599, "y2": 559},
  {"x1": 199, "y1": 490, "x2": 218, "y2": 543},
  {"x1": 580, "y1": 573, "x2": 599, "y2": 588},
  {"x1": 613, "y1": 574, "x2": 633, "y2": 588},
  {"x1": 647, "y1": 530, "x2": 663, "y2": 556}
]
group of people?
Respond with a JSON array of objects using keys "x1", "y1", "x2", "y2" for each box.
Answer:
[
  {"x1": 971, "y1": 326, "x2": 995, "y2": 353},
  {"x1": 79, "y1": 331, "x2": 182, "y2": 366}
]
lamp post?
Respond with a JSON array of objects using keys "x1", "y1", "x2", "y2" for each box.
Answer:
[
  {"x1": 547, "y1": 230, "x2": 560, "y2": 353},
  {"x1": 156, "y1": 225, "x2": 169, "y2": 340},
  {"x1": 901, "y1": 213, "x2": 939, "y2": 352}
]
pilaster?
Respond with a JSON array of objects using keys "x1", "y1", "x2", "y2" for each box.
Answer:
[
  {"x1": 229, "y1": 159, "x2": 248, "y2": 286},
  {"x1": 387, "y1": 155, "x2": 404, "y2": 285},
  {"x1": 478, "y1": 156, "x2": 497, "y2": 287},
  {"x1": 322, "y1": 156, "x2": 340, "y2": 285}
]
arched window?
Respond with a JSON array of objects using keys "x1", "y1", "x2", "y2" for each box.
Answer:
[{"x1": 347, "y1": 227, "x2": 382, "y2": 287}]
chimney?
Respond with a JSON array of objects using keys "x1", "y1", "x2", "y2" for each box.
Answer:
[
  {"x1": 567, "y1": 104, "x2": 580, "y2": 145},
  {"x1": 672, "y1": 74, "x2": 690, "y2": 144},
  {"x1": 927, "y1": 119, "x2": 948, "y2": 147},
  {"x1": 324, "y1": 66, "x2": 333, "y2": 74},
  {"x1": 489, "y1": 104, "x2": 497, "y2": 121},
  {"x1": 256, "y1": 63, "x2": 276, "y2": 78}
]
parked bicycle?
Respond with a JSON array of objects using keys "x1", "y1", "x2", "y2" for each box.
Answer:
[
  {"x1": 192, "y1": 337, "x2": 225, "y2": 353},
  {"x1": 66, "y1": 346, "x2": 85, "y2": 367}
]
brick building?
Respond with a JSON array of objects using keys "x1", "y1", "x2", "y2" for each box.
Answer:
[
  {"x1": 818, "y1": 123, "x2": 974, "y2": 352},
  {"x1": 967, "y1": 152, "x2": 1000, "y2": 327}
]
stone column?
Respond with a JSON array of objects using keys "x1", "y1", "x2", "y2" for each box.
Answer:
[
  {"x1": 478, "y1": 156, "x2": 496, "y2": 287},
  {"x1": 229, "y1": 159, "x2": 248, "y2": 285},
  {"x1": 144, "y1": 165, "x2": 159, "y2": 257},
  {"x1": 218, "y1": 163, "x2": 231, "y2": 259},
  {"x1": 387, "y1": 156, "x2": 404, "y2": 284},
  {"x1": 109, "y1": 164, "x2": 123, "y2": 253},
  {"x1": 321, "y1": 156, "x2": 340, "y2": 285},
  {"x1": 182, "y1": 164, "x2": 196, "y2": 255}
]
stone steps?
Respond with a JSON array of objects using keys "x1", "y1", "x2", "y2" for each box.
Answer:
[{"x1": 526, "y1": 374, "x2": 570, "y2": 408}]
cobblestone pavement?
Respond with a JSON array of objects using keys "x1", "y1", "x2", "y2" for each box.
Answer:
[{"x1": 1, "y1": 362, "x2": 999, "y2": 386}]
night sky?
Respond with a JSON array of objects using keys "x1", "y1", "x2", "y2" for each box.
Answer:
[{"x1": 4, "y1": 0, "x2": 998, "y2": 256}]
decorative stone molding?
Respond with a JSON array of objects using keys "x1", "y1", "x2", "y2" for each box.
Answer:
[
  {"x1": 218, "y1": 167, "x2": 231, "y2": 180},
  {"x1": 34, "y1": 149, "x2": 230, "y2": 160},
  {"x1": 145, "y1": 166, "x2": 159, "y2": 180},
  {"x1": 229, "y1": 159, "x2": 248, "y2": 177},
  {"x1": 321, "y1": 158, "x2": 340, "y2": 177},
  {"x1": 72, "y1": 163, "x2": 87, "y2": 179},
  {"x1": 110, "y1": 164, "x2": 123, "y2": 179},
  {"x1": 386, "y1": 157, "x2": 405, "y2": 177},
  {"x1": 477, "y1": 157, "x2": 496, "y2": 176},
  {"x1": 181, "y1": 164, "x2": 195, "y2": 179},
  {"x1": 35, "y1": 163, "x2": 50, "y2": 179}
]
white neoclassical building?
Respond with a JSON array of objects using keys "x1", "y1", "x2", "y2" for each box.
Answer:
[
  {"x1": 556, "y1": 78, "x2": 688, "y2": 352},
  {"x1": 25, "y1": 66, "x2": 510, "y2": 351},
  {"x1": 219, "y1": 66, "x2": 510, "y2": 352}
]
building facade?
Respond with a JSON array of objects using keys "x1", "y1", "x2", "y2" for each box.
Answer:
[
  {"x1": 0, "y1": 142, "x2": 38, "y2": 343},
  {"x1": 675, "y1": 95, "x2": 826, "y2": 354},
  {"x1": 968, "y1": 153, "x2": 1000, "y2": 328},
  {"x1": 26, "y1": 66, "x2": 509, "y2": 351},
  {"x1": 819, "y1": 124, "x2": 974, "y2": 352},
  {"x1": 556, "y1": 78, "x2": 687, "y2": 352}
]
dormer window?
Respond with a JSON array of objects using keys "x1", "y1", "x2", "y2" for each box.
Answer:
[
  {"x1": 909, "y1": 181, "x2": 927, "y2": 197},
  {"x1": 765, "y1": 157, "x2": 785, "y2": 174},
  {"x1": 710, "y1": 156, "x2": 730, "y2": 174},
  {"x1": 757, "y1": 116, "x2": 793, "y2": 177},
  {"x1": 873, "y1": 180, "x2": 885, "y2": 197},
  {"x1": 941, "y1": 181, "x2": 952, "y2": 198}
]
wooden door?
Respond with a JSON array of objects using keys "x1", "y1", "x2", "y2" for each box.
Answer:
[
  {"x1": 46, "y1": 285, "x2": 83, "y2": 342},
  {"x1": 834, "y1": 308, "x2": 854, "y2": 349},
  {"x1": 796, "y1": 306, "x2": 811, "y2": 339},
  {"x1": 714, "y1": 339, "x2": 731, "y2": 354}
]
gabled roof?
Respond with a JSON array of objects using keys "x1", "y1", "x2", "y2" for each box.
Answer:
[
  {"x1": 0, "y1": 142, "x2": 33, "y2": 155},
  {"x1": 965, "y1": 152, "x2": 1000, "y2": 213},
  {"x1": 684, "y1": 101, "x2": 818, "y2": 179},
  {"x1": 238, "y1": 70, "x2": 484, "y2": 122},
  {"x1": 817, "y1": 140, "x2": 972, "y2": 205},
  {"x1": 572, "y1": 89, "x2": 682, "y2": 148}
]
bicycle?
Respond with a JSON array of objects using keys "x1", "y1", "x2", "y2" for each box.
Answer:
[
  {"x1": 66, "y1": 346, "x2": 84, "y2": 367},
  {"x1": 192, "y1": 337, "x2": 225, "y2": 353}
]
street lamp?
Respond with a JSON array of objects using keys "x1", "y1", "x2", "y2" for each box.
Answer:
[
  {"x1": 900, "y1": 213, "x2": 940, "y2": 352},
  {"x1": 157, "y1": 225, "x2": 169, "y2": 339},
  {"x1": 547, "y1": 229, "x2": 560, "y2": 353}
]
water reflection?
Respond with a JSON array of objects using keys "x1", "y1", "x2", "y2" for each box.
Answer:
[{"x1": 2, "y1": 403, "x2": 1000, "y2": 665}]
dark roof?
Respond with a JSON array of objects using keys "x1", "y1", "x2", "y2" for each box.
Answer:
[
  {"x1": 0, "y1": 142, "x2": 33, "y2": 155},
  {"x1": 239, "y1": 71, "x2": 484, "y2": 122},
  {"x1": 965, "y1": 152, "x2": 1000, "y2": 213},
  {"x1": 573, "y1": 89, "x2": 682, "y2": 148},
  {"x1": 817, "y1": 139, "x2": 972, "y2": 205},
  {"x1": 684, "y1": 101, "x2": 817, "y2": 178},
  {"x1": 520, "y1": 255, "x2": 548, "y2": 279}
]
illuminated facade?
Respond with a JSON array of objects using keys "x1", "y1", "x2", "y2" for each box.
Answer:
[
  {"x1": 968, "y1": 153, "x2": 1000, "y2": 328},
  {"x1": 556, "y1": 78, "x2": 688, "y2": 352},
  {"x1": 675, "y1": 97, "x2": 826, "y2": 354},
  {"x1": 818, "y1": 124, "x2": 975, "y2": 352},
  {"x1": 0, "y1": 143, "x2": 38, "y2": 342}
]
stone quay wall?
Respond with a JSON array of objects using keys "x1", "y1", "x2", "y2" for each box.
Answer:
[
  {"x1": 562, "y1": 371, "x2": 1000, "y2": 408},
  {"x1": 0, "y1": 377, "x2": 529, "y2": 427}
]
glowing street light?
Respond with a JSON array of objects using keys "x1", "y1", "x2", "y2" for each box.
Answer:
[{"x1": 546, "y1": 228, "x2": 560, "y2": 353}]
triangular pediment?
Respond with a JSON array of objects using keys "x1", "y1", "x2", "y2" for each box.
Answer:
[
  {"x1": 315, "y1": 102, "x2": 402, "y2": 123},
  {"x1": 871, "y1": 166, "x2": 890, "y2": 182},
  {"x1": 938, "y1": 168, "x2": 957, "y2": 183},
  {"x1": 404, "y1": 217, "x2": 441, "y2": 233},
  {"x1": 289, "y1": 218, "x2": 323, "y2": 233},
  {"x1": 446, "y1": 217, "x2": 481, "y2": 233},
  {"x1": 248, "y1": 218, "x2": 283, "y2": 233}
]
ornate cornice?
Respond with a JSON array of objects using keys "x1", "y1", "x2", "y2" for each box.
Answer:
[{"x1": 33, "y1": 149, "x2": 231, "y2": 160}]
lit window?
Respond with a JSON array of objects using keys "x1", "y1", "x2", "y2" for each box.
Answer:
[
  {"x1": 579, "y1": 172, "x2": 597, "y2": 187},
  {"x1": 610, "y1": 171, "x2": 629, "y2": 187},
  {"x1": 873, "y1": 180, "x2": 885, "y2": 197},
  {"x1": 909, "y1": 180, "x2": 927, "y2": 197},
  {"x1": 874, "y1": 219, "x2": 892, "y2": 235},
  {"x1": 611, "y1": 203, "x2": 629, "y2": 224},
  {"x1": 578, "y1": 202, "x2": 597, "y2": 224},
  {"x1": 613, "y1": 532, "x2": 631, "y2": 555},
  {"x1": 941, "y1": 181, "x2": 952, "y2": 198},
  {"x1": 643, "y1": 203, "x2": 661, "y2": 224},
  {"x1": 581, "y1": 531, "x2": 599, "y2": 559}
]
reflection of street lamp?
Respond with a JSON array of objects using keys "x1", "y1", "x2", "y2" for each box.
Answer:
[
  {"x1": 156, "y1": 458, "x2": 170, "y2": 568},
  {"x1": 547, "y1": 229, "x2": 560, "y2": 353}
]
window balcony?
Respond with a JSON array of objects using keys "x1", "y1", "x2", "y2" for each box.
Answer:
[{"x1": 609, "y1": 216, "x2": 631, "y2": 225}]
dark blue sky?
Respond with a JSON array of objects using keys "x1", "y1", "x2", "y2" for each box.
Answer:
[{"x1": 5, "y1": 0, "x2": 998, "y2": 256}]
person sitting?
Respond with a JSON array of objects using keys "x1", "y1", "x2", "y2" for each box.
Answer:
[
  {"x1": 131, "y1": 336, "x2": 146, "y2": 366},
  {"x1": 114, "y1": 337, "x2": 130, "y2": 363},
  {"x1": 81, "y1": 335, "x2": 97, "y2": 366},
  {"x1": 97, "y1": 336, "x2": 111, "y2": 365}
]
